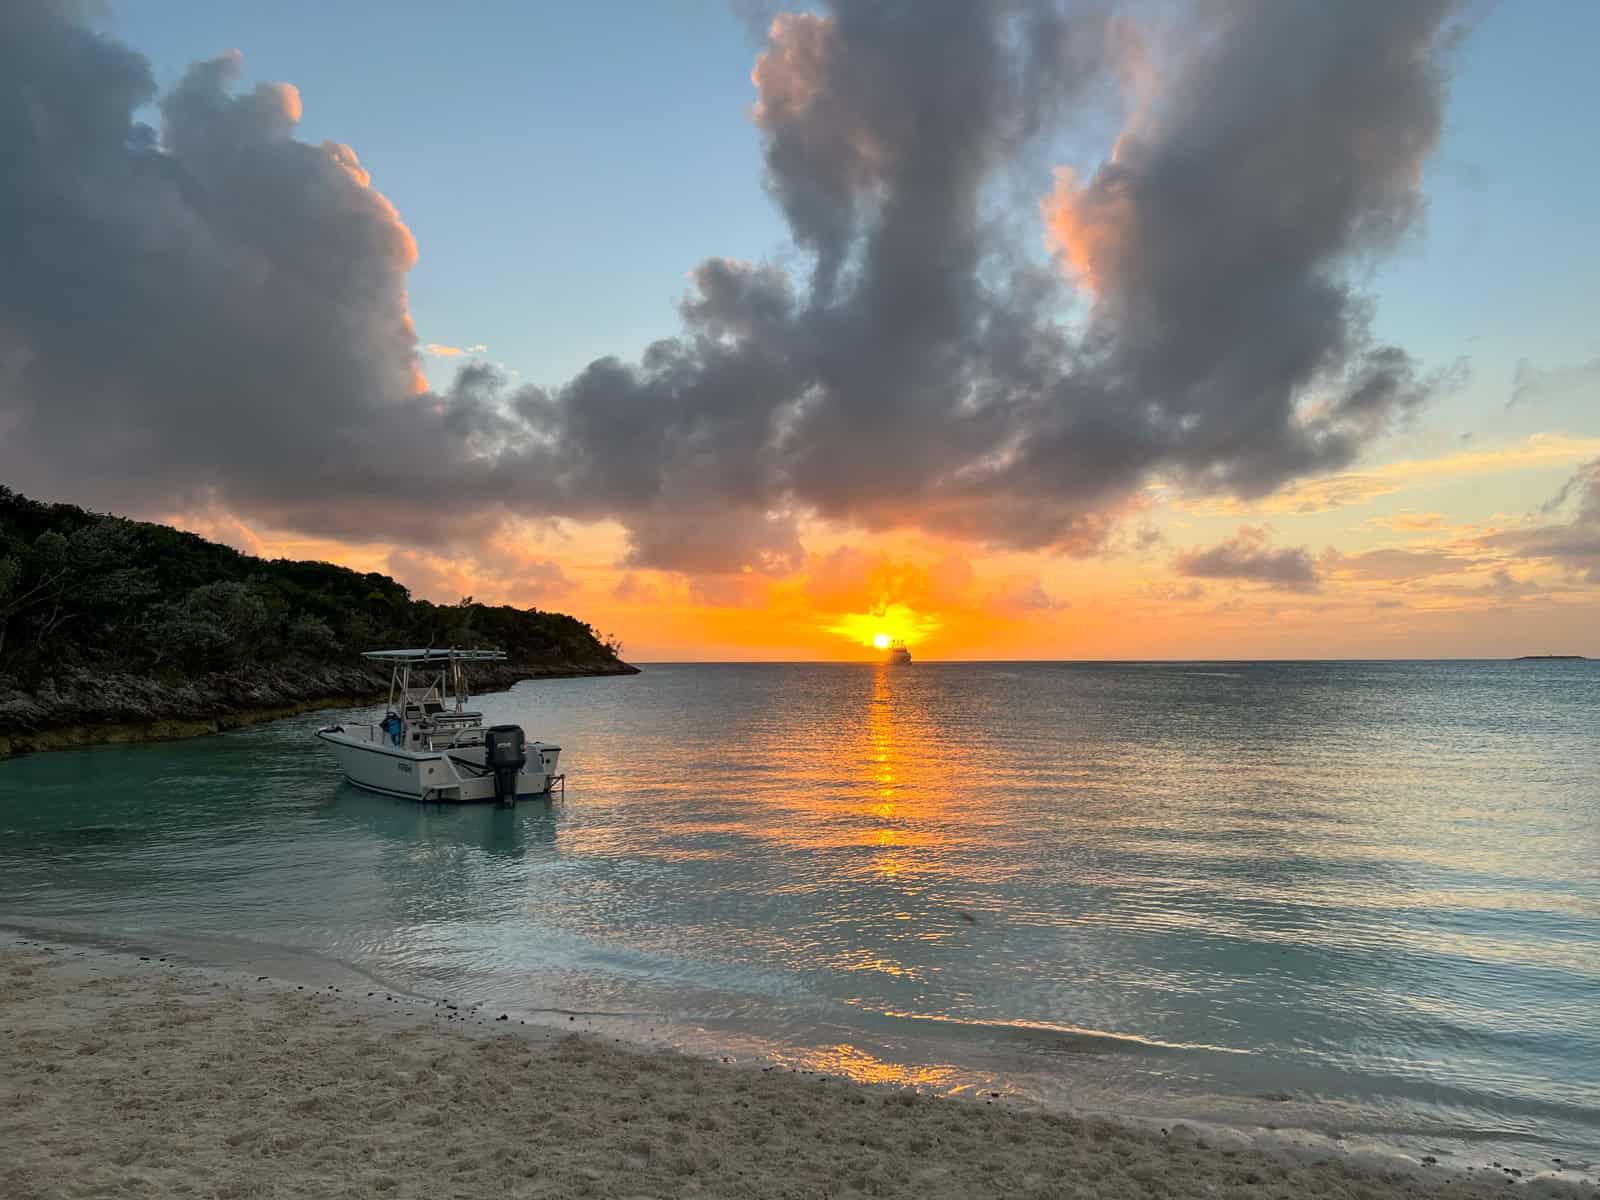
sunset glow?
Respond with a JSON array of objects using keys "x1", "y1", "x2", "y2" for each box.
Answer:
[
  {"x1": 6, "y1": 10, "x2": 1600, "y2": 1190},
  {"x1": 10, "y1": 1, "x2": 1595, "y2": 664},
  {"x1": 826, "y1": 605, "x2": 940, "y2": 655}
]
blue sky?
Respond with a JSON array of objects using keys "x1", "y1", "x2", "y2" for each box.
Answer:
[{"x1": 109, "y1": 0, "x2": 1598, "y2": 439}]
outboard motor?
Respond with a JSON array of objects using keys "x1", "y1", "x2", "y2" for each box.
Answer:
[{"x1": 483, "y1": 724, "x2": 526, "y2": 808}]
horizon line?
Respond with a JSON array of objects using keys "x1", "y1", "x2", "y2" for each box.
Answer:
[{"x1": 616, "y1": 655, "x2": 1591, "y2": 666}]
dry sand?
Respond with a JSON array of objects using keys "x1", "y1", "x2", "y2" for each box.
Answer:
[{"x1": 2, "y1": 936, "x2": 1592, "y2": 1200}]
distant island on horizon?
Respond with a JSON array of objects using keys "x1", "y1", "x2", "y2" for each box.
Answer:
[
  {"x1": 1513, "y1": 655, "x2": 1588, "y2": 661},
  {"x1": 0, "y1": 485, "x2": 636, "y2": 757}
]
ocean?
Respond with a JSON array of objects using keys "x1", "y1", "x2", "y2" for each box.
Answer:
[{"x1": 2, "y1": 660, "x2": 1596, "y2": 1170}]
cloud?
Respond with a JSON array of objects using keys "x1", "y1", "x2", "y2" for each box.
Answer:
[
  {"x1": 1483, "y1": 569, "x2": 1538, "y2": 597},
  {"x1": 385, "y1": 545, "x2": 576, "y2": 608},
  {"x1": 1478, "y1": 459, "x2": 1600, "y2": 583},
  {"x1": 1179, "y1": 434, "x2": 1600, "y2": 517},
  {"x1": 424, "y1": 343, "x2": 487, "y2": 358},
  {"x1": 1324, "y1": 546, "x2": 1473, "y2": 582},
  {"x1": 1142, "y1": 581, "x2": 1206, "y2": 602},
  {"x1": 686, "y1": 572, "x2": 770, "y2": 609},
  {"x1": 1509, "y1": 355, "x2": 1600, "y2": 409},
  {"x1": 986, "y1": 574, "x2": 1068, "y2": 613},
  {"x1": 1132, "y1": 523, "x2": 1165, "y2": 551},
  {"x1": 800, "y1": 546, "x2": 973, "y2": 617},
  {"x1": 0, "y1": 0, "x2": 1470, "y2": 576},
  {"x1": 1366, "y1": 511, "x2": 1445, "y2": 532},
  {"x1": 1429, "y1": 569, "x2": 1538, "y2": 599},
  {"x1": 1175, "y1": 527, "x2": 1320, "y2": 591},
  {"x1": 612, "y1": 572, "x2": 666, "y2": 604}
]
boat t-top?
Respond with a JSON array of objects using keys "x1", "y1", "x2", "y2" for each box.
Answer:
[{"x1": 316, "y1": 649, "x2": 561, "y2": 806}]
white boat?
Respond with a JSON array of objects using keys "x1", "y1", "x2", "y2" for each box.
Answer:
[{"x1": 316, "y1": 649, "x2": 561, "y2": 806}]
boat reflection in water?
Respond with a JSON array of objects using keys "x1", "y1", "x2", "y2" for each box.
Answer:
[
  {"x1": 318, "y1": 785, "x2": 561, "y2": 935},
  {"x1": 325, "y1": 784, "x2": 558, "y2": 859}
]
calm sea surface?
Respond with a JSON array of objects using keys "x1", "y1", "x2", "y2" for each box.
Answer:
[{"x1": 2, "y1": 661, "x2": 1597, "y2": 1168}]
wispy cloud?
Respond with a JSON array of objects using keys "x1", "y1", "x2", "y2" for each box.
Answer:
[
  {"x1": 1427, "y1": 569, "x2": 1539, "y2": 599},
  {"x1": 1323, "y1": 546, "x2": 1474, "y2": 582},
  {"x1": 1178, "y1": 435, "x2": 1600, "y2": 516},
  {"x1": 423, "y1": 343, "x2": 488, "y2": 358},
  {"x1": 1477, "y1": 459, "x2": 1600, "y2": 583},
  {"x1": 1366, "y1": 510, "x2": 1446, "y2": 532},
  {"x1": 1509, "y1": 355, "x2": 1600, "y2": 409},
  {"x1": 1140, "y1": 581, "x2": 1206, "y2": 602}
]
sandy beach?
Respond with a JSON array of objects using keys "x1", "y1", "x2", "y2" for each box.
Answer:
[{"x1": 2, "y1": 935, "x2": 1590, "y2": 1200}]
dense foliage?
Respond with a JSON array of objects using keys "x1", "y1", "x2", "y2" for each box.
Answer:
[{"x1": 0, "y1": 486, "x2": 625, "y2": 685}]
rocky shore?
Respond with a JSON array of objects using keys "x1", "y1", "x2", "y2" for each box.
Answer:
[{"x1": 0, "y1": 658, "x2": 639, "y2": 758}]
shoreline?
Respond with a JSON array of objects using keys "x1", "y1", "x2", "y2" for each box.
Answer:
[
  {"x1": 0, "y1": 661, "x2": 639, "y2": 760},
  {"x1": 2, "y1": 929, "x2": 1591, "y2": 1199}
]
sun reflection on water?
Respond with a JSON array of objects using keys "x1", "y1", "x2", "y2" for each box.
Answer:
[{"x1": 774, "y1": 1042, "x2": 964, "y2": 1090}]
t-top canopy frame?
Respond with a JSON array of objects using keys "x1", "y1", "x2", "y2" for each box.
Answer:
[
  {"x1": 362, "y1": 648, "x2": 508, "y2": 663},
  {"x1": 363, "y1": 648, "x2": 508, "y2": 715}
]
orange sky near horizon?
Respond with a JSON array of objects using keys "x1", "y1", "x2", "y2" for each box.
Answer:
[{"x1": 164, "y1": 431, "x2": 1600, "y2": 663}]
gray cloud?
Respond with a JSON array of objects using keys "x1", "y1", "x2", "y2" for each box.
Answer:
[
  {"x1": 1508, "y1": 355, "x2": 1600, "y2": 409},
  {"x1": 1175, "y1": 527, "x2": 1320, "y2": 591},
  {"x1": 1480, "y1": 459, "x2": 1600, "y2": 583},
  {"x1": 0, "y1": 0, "x2": 1468, "y2": 575},
  {"x1": 1416, "y1": 568, "x2": 1539, "y2": 601}
]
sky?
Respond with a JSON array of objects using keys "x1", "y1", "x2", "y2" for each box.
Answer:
[{"x1": 2, "y1": 0, "x2": 1597, "y2": 660}]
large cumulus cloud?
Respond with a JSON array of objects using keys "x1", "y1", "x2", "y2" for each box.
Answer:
[{"x1": 0, "y1": 0, "x2": 1467, "y2": 575}]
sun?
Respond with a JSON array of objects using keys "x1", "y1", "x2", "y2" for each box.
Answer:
[{"x1": 826, "y1": 605, "x2": 941, "y2": 655}]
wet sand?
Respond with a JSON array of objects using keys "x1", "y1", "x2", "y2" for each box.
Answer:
[{"x1": 2, "y1": 936, "x2": 1591, "y2": 1199}]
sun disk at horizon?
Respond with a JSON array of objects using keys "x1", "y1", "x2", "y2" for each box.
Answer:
[{"x1": 827, "y1": 604, "x2": 940, "y2": 653}]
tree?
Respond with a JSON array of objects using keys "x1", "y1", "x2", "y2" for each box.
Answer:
[
  {"x1": 0, "y1": 520, "x2": 154, "y2": 663},
  {"x1": 145, "y1": 581, "x2": 271, "y2": 669}
]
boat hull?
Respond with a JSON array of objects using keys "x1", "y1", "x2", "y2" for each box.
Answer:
[{"x1": 316, "y1": 730, "x2": 559, "y2": 803}]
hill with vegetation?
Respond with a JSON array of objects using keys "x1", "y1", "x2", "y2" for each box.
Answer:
[{"x1": 0, "y1": 486, "x2": 636, "y2": 755}]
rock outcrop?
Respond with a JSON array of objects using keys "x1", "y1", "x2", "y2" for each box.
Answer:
[{"x1": 0, "y1": 659, "x2": 637, "y2": 758}]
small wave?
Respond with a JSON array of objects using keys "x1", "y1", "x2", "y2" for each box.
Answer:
[{"x1": 860, "y1": 1005, "x2": 1250, "y2": 1056}]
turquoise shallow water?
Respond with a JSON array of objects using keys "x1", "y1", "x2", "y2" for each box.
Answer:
[{"x1": 2, "y1": 661, "x2": 1597, "y2": 1168}]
